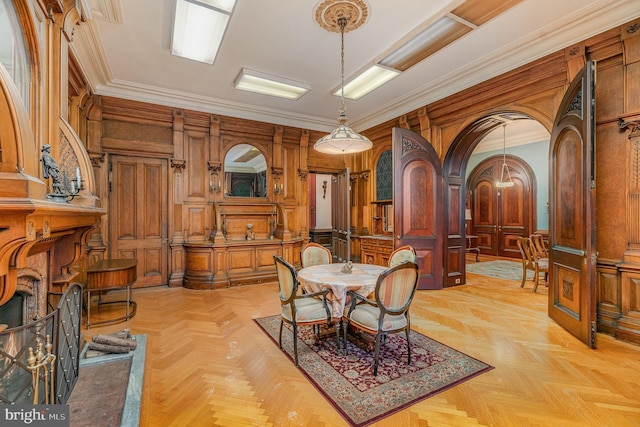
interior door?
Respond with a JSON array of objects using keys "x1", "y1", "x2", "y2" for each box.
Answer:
[
  {"x1": 548, "y1": 61, "x2": 597, "y2": 347},
  {"x1": 468, "y1": 155, "x2": 535, "y2": 258},
  {"x1": 109, "y1": 155, "x2": 168, "y2": 288},
  {"x1": 331, "y1": 168, "x2": 350, "y2": 262},
  {"x1": 393, "y1": 128, "x2": 443, "y2": 289}
]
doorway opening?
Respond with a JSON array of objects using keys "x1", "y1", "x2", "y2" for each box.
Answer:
[
  {"x1": 442, "y1": 112, "x2": 552, "y2": 287},
  {"x1": 465, "y1": 118, "x2": 550, "y2": 259}
]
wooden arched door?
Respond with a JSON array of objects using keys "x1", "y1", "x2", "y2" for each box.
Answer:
[
  {"x1": 393, "y1": 128, "x2": 443, "y2": 289},
  {"x1": 467, "y1": 155, "x2": 536, "y2": 258}
]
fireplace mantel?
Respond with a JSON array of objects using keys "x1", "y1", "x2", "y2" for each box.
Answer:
[{"x1": 0, "y1": 197, "x2": 105, "y2": 306}]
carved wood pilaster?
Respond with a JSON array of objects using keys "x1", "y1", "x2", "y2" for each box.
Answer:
[
  {"x1": 207, "y1": 161, "x2": 222, "y2": 173},
  {"x1": 170, "y1": 158, "x2": 186, "y2": 172},
  {"x1": 89, "y1": 152, "x2": 105, "y2": 168},
  {"x1": 618, "y1": 114, "x2": 640, "y2": 260}
]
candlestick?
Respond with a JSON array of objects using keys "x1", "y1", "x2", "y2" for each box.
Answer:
[{"x1": 76, "y1": 167, "x2": 81, "y2": 188}]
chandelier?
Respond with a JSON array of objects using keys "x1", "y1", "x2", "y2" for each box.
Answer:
[
  {"x1": 314, "y1": 2, "x2": 372, "y2": 155},
  {"x1": 495, "y1": 124, "x2": 514, "y2": 188}
]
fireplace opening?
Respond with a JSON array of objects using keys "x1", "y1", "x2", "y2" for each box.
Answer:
[{"x1": 0, "y1": 293, "x2": 24, "y2": 329}]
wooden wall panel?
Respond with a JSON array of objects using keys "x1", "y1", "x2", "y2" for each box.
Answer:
[
  {"x1": 186, "y1": 131, "x2": 207, "y2": 200},
  {"x1": 187, "y1": 206, "x2": 206, "y2": 240}
]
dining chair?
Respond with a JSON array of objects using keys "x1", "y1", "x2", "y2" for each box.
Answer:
[
  {"x1": 273, "y1": 255, "x2": 336, "y2": 366},
  {"x1": 388, "y1": 245, "x2": 416, "y2": 267},
  {"x1": 343, "y1": 262, "x2": 420, "y2": 375},
  {"x1": 301, "y1": 242, "x2": 332, "y2": 268},
  {"x1": 530, "y1": 233, "x2": 549, "y2": 283},
  {"x1": 530, "y1": 233, "x2": 549, "y2": 258},
  {"x1": 516, "y1": 237, "x2": 548, "y2": 292}
]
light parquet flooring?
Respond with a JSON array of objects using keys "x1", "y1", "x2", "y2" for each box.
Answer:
[{"x1": 82, "y1": 260, "x2": 640, "y2": 427}]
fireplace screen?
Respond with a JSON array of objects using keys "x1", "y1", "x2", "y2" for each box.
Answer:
[{"x1": 0, "y1": 283, "x2": 82, "y2": 404}]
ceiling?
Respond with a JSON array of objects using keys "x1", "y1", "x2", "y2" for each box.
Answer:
[{"x1": 72, "y1": 0, "x2": 638, "y2": 137}]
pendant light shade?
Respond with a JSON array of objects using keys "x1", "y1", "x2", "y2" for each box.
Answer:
[
  {"x1": 314, "y1": 16, "x2": 372, "y2": 155},
  {"x1": 496, "y1": 124, "x2": 514, "y2": 188}
]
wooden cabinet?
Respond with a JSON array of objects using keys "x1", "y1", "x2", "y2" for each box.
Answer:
[
  {"x1": 310, "y1": 228, "x2": 332, "y2": 252},
  {"x1": 360, "y1": 236, "x2": 394, "y2": 266},
  {"x1": 182, "y1": 202, "x2": 303, "y2": 289}
]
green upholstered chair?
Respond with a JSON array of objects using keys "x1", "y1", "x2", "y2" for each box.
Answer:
[
  {"x1": 343, "y1": 262, "x2": 420, "y2": 375},
  {"x1": 273, "y1": 254, "x2": 335, "y2": 366}
]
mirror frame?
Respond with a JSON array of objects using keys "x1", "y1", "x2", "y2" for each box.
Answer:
[{"x1": 223, "y1": 143, "x2": 268, "y2": 198}]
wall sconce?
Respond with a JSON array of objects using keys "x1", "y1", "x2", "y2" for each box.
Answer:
[
  {"x1": 274, "y1": 182, "x2": 283, "y2": 195},
  {"x1": 322, "y1": 180, "x2": 327, "y2": 199},
  {"x1": 209, "y1": 174, "x2": 221, "y2": 193},
  {"x1": 66, "y1": 168, "x2": 83, "y2": 201}
]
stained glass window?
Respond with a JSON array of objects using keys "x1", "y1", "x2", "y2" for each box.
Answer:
[{"x1": 376, "y1": 150, "x2": 392, "y2": 200}]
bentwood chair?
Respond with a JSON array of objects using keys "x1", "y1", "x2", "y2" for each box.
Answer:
[
  {"x1": 301, "y1": 242, "x2": 332, "y2": 268},
  {"x1": 388, "y1": 245, "x2": 416, "y2": 267},
  {"x1": 273, "y1": 255, "x2": 336, "y2": 366},
  {"x1": 516, "y1": 237, "x2": 548, "y2": 293},
  {"x1": 343, "y1": 262, "x2": 420, "y2": 375}
]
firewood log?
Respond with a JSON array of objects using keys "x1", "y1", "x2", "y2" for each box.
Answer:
[
  {"x1": 86, "y1": 342, "x2": 130, "y2": 354},
  {"x1": 110, "y1": 329, "x2": 132, "y2": 340},
  {"x1": 92, "y1": 334, "x2": 138, "y2": 349}
]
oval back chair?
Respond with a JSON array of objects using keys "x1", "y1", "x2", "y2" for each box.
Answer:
[
  {"x1": 273, "y1": 255, "x2": 335, "y2": 366},
  {"x1": 388, "y1": 245, "x2": 416, "y2": 267},
  {"x1": 301, "y1": 242, "x2": 332, "y2": 268},
  {"x1": 343, "y1": 262, "x2": 420, "y2": 375}
]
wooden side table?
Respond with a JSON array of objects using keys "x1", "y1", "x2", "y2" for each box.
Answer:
[
  {"x1": 85, "y1": 259, "x2": 138, "y2": 329},
  {"x1": 465, "y1": 235, "x2": 480, "y2": 262}
]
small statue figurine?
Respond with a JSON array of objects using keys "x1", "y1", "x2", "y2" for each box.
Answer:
[
  {"x1": 341, "y1": 261, "x2": 353, "y2": 274},
  {"x1": 246, "y1": 223, "x2": 255, "y2": 240},
  {"x1": 40, "y1": 144, "x2": 64, "y2": 195}
]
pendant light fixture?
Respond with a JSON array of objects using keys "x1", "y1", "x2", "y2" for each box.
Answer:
[
  {"x1": 314, "y1": 9, "x2": 373, "y2": 155},
  {"x1": 496, "y1": 123, "x2": 514, "y2": 188}
]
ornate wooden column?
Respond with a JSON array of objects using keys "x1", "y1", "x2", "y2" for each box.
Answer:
[
  {"x1": 614, "y1": 19, "x2": 640, "y2": 342},
  {"x1": 169, "y1": 109, "x2": 186, "y2": 286},
  {"x1": 299, "y1": 130, "x2": 310, "y2": 240}
]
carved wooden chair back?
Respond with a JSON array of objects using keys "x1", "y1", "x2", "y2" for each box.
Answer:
[
  {"x1": 517, "y1": 237, "x2": 548, "y2": 293},
  {"x1": 530, "y1": 233, "x2": 549, "y2": 259}
]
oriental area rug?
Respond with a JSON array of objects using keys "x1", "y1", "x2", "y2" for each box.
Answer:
[
  {"x1": 466, "y1": 260, "x2": 532, "y2": 281},
  {"x1": 255, "y1": 315, "x2": 493, "y2": 427}
]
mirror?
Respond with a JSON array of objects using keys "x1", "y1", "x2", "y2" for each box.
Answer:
[{"x1": 223, "y1": 144, "x2": 267, "y2": 197}]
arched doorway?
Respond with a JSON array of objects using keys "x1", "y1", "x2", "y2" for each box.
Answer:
[
  {"x1": 442, "y1": 112, "x2": 551, "y2": 287},
  {"x1": 467, "y1": 154, "x2": 537, "y2": 258}
]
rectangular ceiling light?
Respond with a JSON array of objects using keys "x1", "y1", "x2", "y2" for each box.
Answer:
[
  {"x1": 378, "y1": 14, "x2": 475, "y2": 72},
  {"x1": 171, "y1": 0, "x2": 236, "y2": 64},
  {"x1": 333, "y1": 64, "x2": 401, "y2": 100},
  {"x1": 234, "y1": 68, "x2": 311, "y2": 100}
]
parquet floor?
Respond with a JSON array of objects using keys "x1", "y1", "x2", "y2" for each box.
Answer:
[{"x1": 82, "y1": 257, "x2": 640, "y2": 427}]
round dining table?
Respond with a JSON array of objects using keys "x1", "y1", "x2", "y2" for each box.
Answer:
[{"x1": 297, "y1": 262, "x2": 387, "y2": 319}]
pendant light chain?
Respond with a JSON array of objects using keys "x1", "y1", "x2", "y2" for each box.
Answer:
[
  {"x1": 312, "y1": 11, "x2": 372, "y2": 155},
  {"x1": 338, "y1": 17, "x2": 347, "y2": 120},
  {"x1": 502, "y1": 124, "x2": 507, "y2": 162}
]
